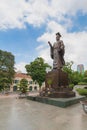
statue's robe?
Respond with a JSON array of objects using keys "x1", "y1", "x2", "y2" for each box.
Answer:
[{"x1": 50, "y1": 40, "x2": 65, "y2": 69}]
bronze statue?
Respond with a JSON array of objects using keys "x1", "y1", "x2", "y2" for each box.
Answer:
[
  {"x1": 48, "y1": 32, "x2": 65, "y2": 70},
  {"x1": 39, "y1": 33, "x2": 76, "y2": 98}
]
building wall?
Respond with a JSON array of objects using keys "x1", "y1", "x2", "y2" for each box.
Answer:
[{"x1": 11, "y1": 72, "x2": 45, "y2": 92}]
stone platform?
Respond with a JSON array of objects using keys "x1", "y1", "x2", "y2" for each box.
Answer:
[{"x1": 27, "y1": 95, "x2": 86, "y2": 108}]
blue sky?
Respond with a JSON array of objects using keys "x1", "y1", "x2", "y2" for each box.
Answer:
[
  {"x1": 0, "y1": 0, "x2": 87, "y2": 72},
  {"x1": 0, "y1": 26, "x2": 44, "y2": 62}
]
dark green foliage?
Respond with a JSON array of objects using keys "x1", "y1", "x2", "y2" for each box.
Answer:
[
  {"x1": 0, "y1": 50, "x2": 15, "y2": 90},
  {"x1": 83, "y1": 77, "x2": 87, "y2": 82},
  {"x1": 84, "y1": 70, "x2": 87, "y2": 77},
  {"x1": 72, "y1": 71, "x2": 84, "y2": 85},
  {"x1": 0, "y1": 77, "x2": 10, "y2": 90},
  {"x1": 76, "y1": 88, "x2": 87, "y2": 96},
  {"x1": 19, "y1": 78, "x2": 28, "y2": 93},
  {"x1": 78, "y1": 82, "x2": 87, "y2": 85},
  {"x1": 78, "y1": 70, "x2": 87, "y2": 85},
  {"x1": 63, "y1": 61, "x2": 74, "y2": 84},
  {"x1": 63, "y1": 61, "x2": 84, "y2": 85},
  {"x1": 69, "y1": 84, "x2": 74, "y2": 89},
  {"x1": 25, "y1": 57, "x2": 51, "y2": 87}
]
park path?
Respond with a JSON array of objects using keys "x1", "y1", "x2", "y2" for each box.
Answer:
[{"x1": 0, "y1": 97, "x2": 87, "y2": 130}]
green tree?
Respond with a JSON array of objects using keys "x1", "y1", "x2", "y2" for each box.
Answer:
[
  {"x1": 82, "y1": 70, "x2": 87, "y2": 83},
  {"x1": 63, "y1": 61, "x2": 74, "y2": 84},
  {"x1": 84, "y1": 70, "x2": 87, "y2": 77},
  {"x1": 25, "y1": 57, "x2": 51, "y2": 88},
  {"x1": 0, "y1": 77, "x2": 10, "y2": 91},
  {"x1": 0, "y1": 50, "x2": 15, "y2": 90},
  {"x1": 63, "y1": 61, "x2": 83, "y2": 85},
  {"x1": 19, "y1": 78, "x2": 28, "y2": 93},
  {"x1": 72, "y1": 71, "x2": 83, "y2": 85}
]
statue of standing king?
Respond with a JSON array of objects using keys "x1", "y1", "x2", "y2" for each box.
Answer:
[{"x1": 48, "y1": 32, "x2": 65, "y2": 70}]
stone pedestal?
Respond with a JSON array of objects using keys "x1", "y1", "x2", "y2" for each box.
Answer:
[
  {"x1": 45, "y1": 70, "x2": 68, "y2": 89},
  {"x1": 45, "y1": 70, "x2": 75, "y2": 98}
]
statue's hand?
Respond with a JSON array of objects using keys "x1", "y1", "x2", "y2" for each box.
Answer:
[
  {"x1": 48, "y1": 41, "x2": 52, "y2": 47},
  {"x1": 48, "y1": 41, "x2": 50, "y2": 44}
]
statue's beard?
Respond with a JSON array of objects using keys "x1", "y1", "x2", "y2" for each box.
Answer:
[{"x1": 56, "y1": 38, "x2": 59, "y2": 41}]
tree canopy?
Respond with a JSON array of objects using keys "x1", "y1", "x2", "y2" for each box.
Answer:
[
  {"x1": 63, "y1": 61, "x2": 84, "y2": 85},
  {"x1": 0, "y1": 50, "x2": 15, "y2": 90},
  {"x1": 25, "y1": 57, "x2": 51, "y2": 87}
]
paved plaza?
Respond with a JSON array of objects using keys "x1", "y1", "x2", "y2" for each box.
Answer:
[{"x1": 0, "y1": 97, "x2": 87, "y2": 130}]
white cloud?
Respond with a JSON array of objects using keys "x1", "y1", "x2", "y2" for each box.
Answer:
[
  {"x1": 0, "y1": 0, "x2": 87, "y2": 30},
  {"x1": 0, "y1": 0, "x2": 50, "y2": 29},
  {"x1": 50, "y1": 0, "x2": 87, "y2": 15},
  {"x1": 37, "y1": 21, "x2": 67, "y2": 44},
  {"x1": 0, "y1": 0, "x2": 87, "y2": 71},
  {"x1": 15, "y1": 62, "x2": 27, "y2": 73},
  {"x1": 36, "y1": 21, "x2": 87, "y2": 70},
  {"x1": 25, "y1": 0, "x2": 51, "y2": 27},
  {"x1": 0, "y1": 0, "x2": 27, "y2": 29}
]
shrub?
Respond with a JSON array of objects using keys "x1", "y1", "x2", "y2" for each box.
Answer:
[
  {"x1": 69, "y1": 84, "x2": 74, "y2": 89},
  {"x1": 78, "y1": 82, "x2": 87, "y2": 85},
  {"x1": 83, "y1": 77, "x2": 87, "y2": 82},
  {"x1": 76, "y1": 88, "x2": 87, "y2": 96}
]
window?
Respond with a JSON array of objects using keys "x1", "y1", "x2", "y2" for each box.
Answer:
[
  {"x1": 29, "y1": 81, "x2": 33, "y2": 84},
  {"x1": 29, "y1": 86, "x2": 32, "y2": 91},
  {"x1": 34, "y1": 86, "x2": 37, "y2": 90},
  {"x1": 14, "y1": 80, "x2": 19, "y2": 84},
  {"x1": 35, "y1": 81, "x2": 37, "y2": 84},
  {"x1": 13, "y1": 86, "x2": 17, "y2": 91}
]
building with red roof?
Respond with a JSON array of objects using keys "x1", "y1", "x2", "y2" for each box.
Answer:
[{"x1": 10, "y1": 71, "x2": 44, "y2": 92}]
